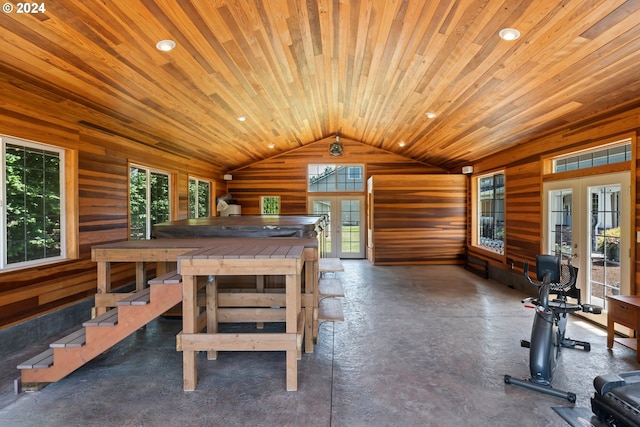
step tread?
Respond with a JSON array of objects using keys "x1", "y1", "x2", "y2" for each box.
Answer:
[
  {"x1": 319, "y1": 258, "x2": 344, "y2": 273},
  {"x1": 50, "y1": 328, "x2": 86, "y2": 348},
  {"x1": 82, "y1": 308, "x2": 119, "y2": 327},
  {"x1": 17, "y1": 348, "x2": 54, "y2": 369},
  {"x1": 148, "y1": 271, "x2": 181, "y2": 285},
  {"x1": 318, "y1": 298, "x2": 344, "y2": 322},
  {"x1": 116, "y1": 287, "x2": 151, "y2": 306},
  {"x1": 318, "y1": 278, "x2": 345, "y2": 297}
]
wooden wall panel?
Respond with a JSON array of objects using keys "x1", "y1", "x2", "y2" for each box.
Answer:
[
  {"x1": 0, "y1": 88, "x2": 220, "y2": 330},
  {"x1": 469, "y1": 106, "x2": 640, "y2": 294},
  {"x1": 370, "y1": 175, "x2": 467, "y2": 265},
  {"x1": 226, "y1": 137, "x2": 446, "y2": 215}
]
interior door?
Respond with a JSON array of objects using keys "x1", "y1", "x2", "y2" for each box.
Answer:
[
  {"x1": 543, "y1": 171, "x2": 630, "y2": 322},
  {"x1": 308, "y1": 196, "x2": 365, "y2": 259}
]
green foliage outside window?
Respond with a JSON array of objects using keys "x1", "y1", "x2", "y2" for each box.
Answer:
[
  {"x1": 189, "y1": 178, "x2": 210, "y2": 218},
  {"x1": 5, "y1": 143, "x2": 62, "y2": 265},
  {"x1": 129, "y1": 166, "x2": 170, "y2": 240},
  {"x1": 261, "y1": 196, "x2": 280, "y2": 215}
]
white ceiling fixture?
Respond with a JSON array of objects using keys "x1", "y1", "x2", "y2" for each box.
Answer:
[
  {"x1": 156, "y1": 39, "x2": 176, "y2": 51},
  {"x1": 499, "y1": 28, "x2": 521, "y2": 41}
]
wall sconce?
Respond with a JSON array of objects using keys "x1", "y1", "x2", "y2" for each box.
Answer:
[
  {"x1": 223, "y1": 174, "x2": 233, "y2": 181},
  {"x1": 462, "y1": 166, "x2": 473, "y2": 175}
]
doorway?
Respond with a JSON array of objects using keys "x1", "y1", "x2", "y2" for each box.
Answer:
[
  {"x1": 543, "y1": 171, "x2": 631, "y2": 320},
  {"x1": 308, "y1": 196, "x2": 365, "y2": 258}
]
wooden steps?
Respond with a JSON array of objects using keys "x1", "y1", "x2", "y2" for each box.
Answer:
[
  {"x1": 318, "y1": 278, "x2": 344, "y2": 298},
  {"x1": 318, "y1": 298, "x2": 344, "y2": 322},
  {"x1": 17, "y1": 272, "x2": 183, "y2": 391},
  {"x1": 317, "y1": 257, "x2": 345, "y2": 323},
  {"x1": 319, "y1": 257, "x2": 344, "y2": 273},
  {"x1": 17, "y1": 348, "x2": 54, "y2": 369},
  {"x1": 50, "y1": 329, "x2": 86, "y2": 348}
]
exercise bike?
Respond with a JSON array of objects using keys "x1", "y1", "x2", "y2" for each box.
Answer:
[{"x1": 504, "y1": 254, "x2": 602, "y2": 402}]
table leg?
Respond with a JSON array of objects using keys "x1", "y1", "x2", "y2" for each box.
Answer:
[
  {"x1": 206, "y1": 275, "x2": 218, "y2": 360},
  {"x1": 285, "y1": 273, "x2": 299, "y2": 391},
  {"x1": 304, "y1": 260, "x2": 316, "y2": 353},
  {"x1": 182, "y1": 274, "x2": 198, "y2": 391}
]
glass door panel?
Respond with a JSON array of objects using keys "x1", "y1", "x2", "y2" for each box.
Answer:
[
  {"x1": 544, "y1": 172, "x2": 630, "y2": 321},
  {"x1": 308, "y1": 196, "x2": 365, "y2": 259}
]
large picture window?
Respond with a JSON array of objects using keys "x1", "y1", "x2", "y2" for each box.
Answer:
[
  {"x1": 129, "y1": 165, "x2": 170, "y2": 240},
  {"x1": 188, "y1": 177, "x2": 211, "y2": 218},
  {"x1": 308, "y1": 164, "x2": 364, "y2": 192},
  {"x1": 476, "y1": 172, "x2": 505, "y2": 254},
  {"x1": 1, "y1": 136, "x2": 65, "y2": 269}
]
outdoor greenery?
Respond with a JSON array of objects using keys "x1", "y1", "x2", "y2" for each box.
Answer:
[
  {"x1": 189, "y1": 178, "x2": 210, "y2": 218},
  {"x1": 5, "y1": 143, "x2": 62, "y2": 264},
  {"x1": 261, "y1": 196, "x2": 280, "y2": 214},
  {"x1": 597, "y1": 227, "x2": 621, "y2": 262},
  {"x1": 130, "y1": 166, "x2": 170, "y2": 239}
]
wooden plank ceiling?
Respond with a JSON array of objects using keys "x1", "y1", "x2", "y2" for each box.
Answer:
[{"x1": 0, "y1": 0, "x2": 639, "y2": 172}]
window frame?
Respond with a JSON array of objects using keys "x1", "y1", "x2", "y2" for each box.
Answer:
[
  {"x1": 0, "y1": 135, "x2": 72, "y2": 270},
  {"x1": 129, "y1": 163, "x2": 171, "y2": 240},
  {"x1": 188, "y1": 176, "x2": 211, "y2": 219},
  {"x1": 260, "y1": 195, "x2": 281, "y2": 215},
  {"x1": 472, "y1": 170, "x2": 505, "y2": 256},
  {"x1": 308, "y1": 164, "x2": 365, "y2": 192}
]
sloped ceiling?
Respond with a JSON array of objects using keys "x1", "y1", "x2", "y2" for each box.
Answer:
[{"x1": 1, "y1": 0, "x2": 639, "y2": 172}]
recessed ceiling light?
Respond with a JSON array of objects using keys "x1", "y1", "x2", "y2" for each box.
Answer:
[
  {"x1": 268, "y1": 143, "x2": 275, "y2": 149},
  {"x1": 237, "y1": 115, "x2": 247, "y2": 122},
  {"x1": 425, "y1": 112, "x2": 437, "y2": 119},
  {"x1": 156, "y1": 39, "x2": 176, "y2": 51},
  {"x1": 398, "y1": 141, "x2": 406, "y2": 147},
  {"x1": 499, "y1": 28, "x2": 520, "y2": 41}
]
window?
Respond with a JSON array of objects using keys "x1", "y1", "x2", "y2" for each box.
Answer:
[
  {"x1": 188, "y1": 177, "x2": 211, "y2": 218},
  {"x1": 308, "y1": 164, "x2": 364, "y2": 192},
  {"x1": 1, "y1": 136, "x2": 66, "y2": 269},
  {"x1": 476, "y1": 172, "x2": 505, "y2": 254},
  {"x1": 553, "y1": 139, "x2": 631, "y2": 173},
  {"x1": 129, "y1": 165, "x2": 170, "y2": 240},
  {"x1": 261, "y1": 196, "x2": 280, "y2": 215}
]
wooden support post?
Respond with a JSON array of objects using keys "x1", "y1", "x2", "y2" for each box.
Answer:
[
  {"x1": 206, "y1": 276, "x2": 218, "y2": 360},
  {"x1": 95, "y1": 261, "x2": 110, "y2": 316},
  {"x1": 182, "y1": 274, "x2": 198, "y2": 391},
  {"x1": 135, "y1": 261, "x2": 146, "y2": 292},
  {"x1": 256, "y1": 274, "x2": 265, "y2": 329}
]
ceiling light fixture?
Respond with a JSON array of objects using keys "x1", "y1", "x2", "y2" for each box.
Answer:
[
  {"x1": 499, "y1": 28, "x2": 520, "y2": 41},
  {"x1": 237, "y1": 115, "x2": 247, "y2": 122},
  {"x1": 398, "y1": 141, "x2": 406, "y2": 147},
  {"x1": 156, "y1": 39, "x2": 176, "y2": 51},
  {"x1": 425, "y1": 112, "x2": 437, "y2": 119},
  {"x1": 268, "y1": 143, "x2": 275, "y2": 149}
]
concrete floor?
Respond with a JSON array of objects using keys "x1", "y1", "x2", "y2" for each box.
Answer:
[{"x1": 0, "y1": 261, "x2": 638, "y2": 426}]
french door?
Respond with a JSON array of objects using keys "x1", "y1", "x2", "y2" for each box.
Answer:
[
  {"x1": 543, "y1": 171, "x2": 630, "y2": 321},
  {"x1": 308, "y1": 196, "x2": 365, "y2": 258}
]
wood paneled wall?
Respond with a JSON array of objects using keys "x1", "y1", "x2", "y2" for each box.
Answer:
[
  {"x1": 0, "y1": 95, "x2": 219, "y2": 330},
  {"x1": 368, "y1": 175, "x2": 467, "y2": 265},
  {"x1": 468, "y1": 106, "x2": 640, "y2": 294},
  {"x1": 226, "y1": 137, "x2": 446, "y2": 215}
]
